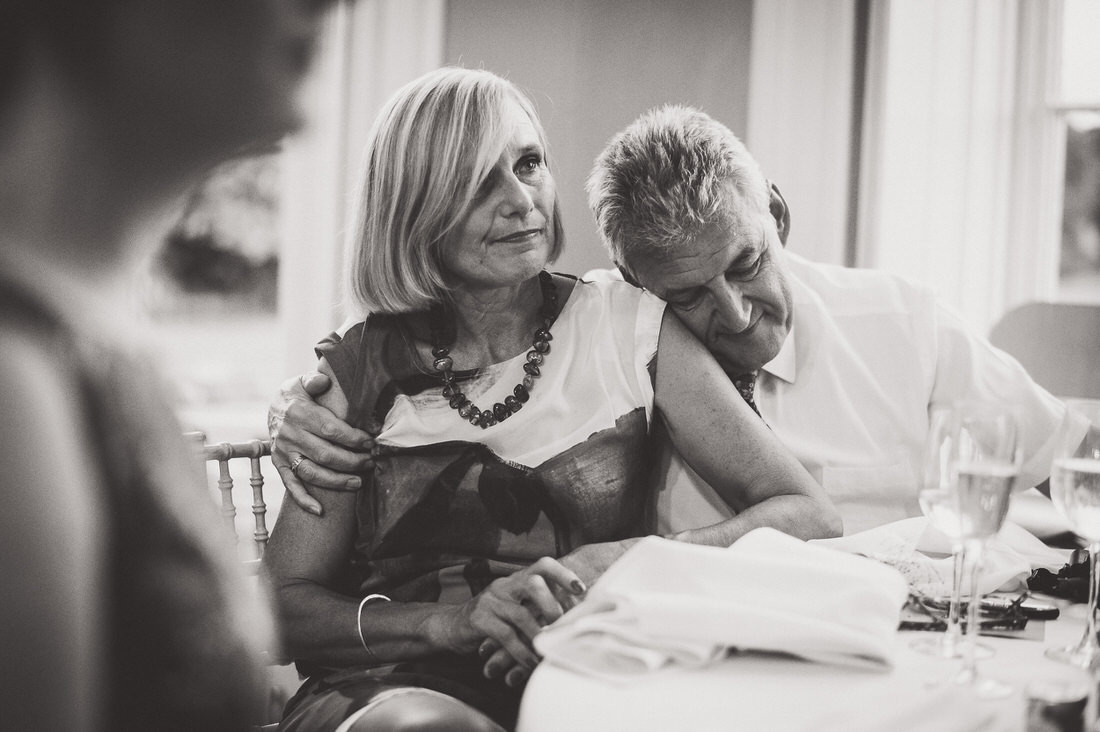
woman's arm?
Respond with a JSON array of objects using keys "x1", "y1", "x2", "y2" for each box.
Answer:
[
  {"x1": 653, "y1": 310, "x2": 843, "y2": 543},
  {"x1": 0, "y1": 330, "x2": 106, "y2": 731},
  {"x1": 263, "y1": 358, "x2": 585, "y2": 669}
]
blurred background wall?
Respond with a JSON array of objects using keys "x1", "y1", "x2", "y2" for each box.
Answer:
[{"x1": 445, "y1": 0, "x2": 753, "y2": 277}]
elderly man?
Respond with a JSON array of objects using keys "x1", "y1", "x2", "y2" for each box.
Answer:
[{"x1": 269, "y1": 105, "x2": 1065, "y2": 536}]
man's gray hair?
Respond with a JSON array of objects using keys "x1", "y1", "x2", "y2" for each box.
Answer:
[{"x1": 587, "y1": 105, "x2": 770, "y2": 266}]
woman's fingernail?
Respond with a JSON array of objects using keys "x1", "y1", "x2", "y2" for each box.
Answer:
[
  {"x1": 346, "y1": 477, "x2": 361, "y2": 489},
  {"x1": 309, "y1": 505, "x2": 323, "y2": 516},
  {"x1": 571, "y1": 580, "x2": 586, "y2": 595}
]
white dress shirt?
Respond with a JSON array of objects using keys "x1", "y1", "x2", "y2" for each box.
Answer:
[{"x1": 587, "y1": 253, "x2": 1067, "y2": 535}]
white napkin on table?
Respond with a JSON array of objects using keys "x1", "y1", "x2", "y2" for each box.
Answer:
[
  {"x1": 811, "y1": 517, "x2": 1070, "y2": 597},
  {"x1": 534, "y1": 528, "x2": 909, "y2": 683}
]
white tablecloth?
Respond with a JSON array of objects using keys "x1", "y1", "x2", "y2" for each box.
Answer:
[{"x1": 518, "y1": 603, "x2": 1093, "y2": 732}]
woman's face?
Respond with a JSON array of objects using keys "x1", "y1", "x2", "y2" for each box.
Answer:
[{"x1": 442, "y1": 98, "x2": 557, "y2": 292}]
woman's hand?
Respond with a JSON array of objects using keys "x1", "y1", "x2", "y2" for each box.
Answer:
[
  {"x1": 475, "y1": 541, "x2": 639, "y2": 688},
  {"x1": 478, "y1": 638, "x2": 532, "y2": 689},
  {"x1": 442, "y1": 557, "x2": 585, "y2": 677},
  {"x1": 269, "y1": 371, "x2": 375, "y2": 515}
]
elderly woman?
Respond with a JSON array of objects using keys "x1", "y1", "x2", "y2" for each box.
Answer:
[{"x1": 263, "y1": 67, "x2": 839, "y2": 732}]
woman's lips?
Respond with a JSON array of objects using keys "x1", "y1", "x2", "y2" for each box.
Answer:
[{"x1": 494, "y1": 228, "x2": 543, "y2": 244}]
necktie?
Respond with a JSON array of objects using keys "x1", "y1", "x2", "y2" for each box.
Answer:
[{"x1": 732, "y1": 371, "x2": 763, "y2": 420}]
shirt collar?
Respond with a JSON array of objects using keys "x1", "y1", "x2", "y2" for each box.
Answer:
[{"x1": 760, "y1": 320, "x2": 797, "y2": 383}]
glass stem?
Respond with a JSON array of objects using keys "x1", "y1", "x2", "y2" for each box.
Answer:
[
  {"x1": 961, "y1": 539, "x2": 985, "y2": 682},
  {"x1": 1082, "y1": 542, "x2": 1100, "y2": 657},
  {"x1": 945, "y1": 544, "x2": 966, "y2": 654}
]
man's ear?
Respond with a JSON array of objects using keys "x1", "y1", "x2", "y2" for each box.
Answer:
[
  {"x1": 767, "y1": 181, "x2": 791, "y2": 247},
  {"x1": 617, "y1": 263, "x2": 642, "y2": 288}
]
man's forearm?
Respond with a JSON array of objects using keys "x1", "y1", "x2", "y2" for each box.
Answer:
[{"x1": 666, "y1": 494, "x2": 841, "y2": 546}]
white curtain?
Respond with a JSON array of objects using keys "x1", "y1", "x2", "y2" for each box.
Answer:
[
  {"x1": 856, "y1": 0, "x2": 1062, "y2": 333},
  {"x1": 278, "y1": 0, "x2": 445, "y2": 376},
  {"x1": 747, "y1": 0, "x2": 856, "y2": 267}
]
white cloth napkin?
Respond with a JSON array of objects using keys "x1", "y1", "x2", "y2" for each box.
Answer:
[
  {"x1": 534, "y1": 529, "x2": 909, "y2": 682},
  {"x1": 811, "y1": 517, "x2": 1071, "y2": 597}
]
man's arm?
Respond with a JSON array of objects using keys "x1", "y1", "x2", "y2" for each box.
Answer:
[
  {"x1": 268, "y1": 371, "x2": 374, "y2": 515},
  {"x1": 654, "y1": 311, "x2": 843, "y2": 544},
  {"x1": 931, "y1": 300, "x2": 1068, "y2": 495}
]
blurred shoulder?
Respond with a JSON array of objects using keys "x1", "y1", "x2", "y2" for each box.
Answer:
[
  {"x1": 0, "y1": 316, "x2": 77, "y2": 405},
  {"x1": 0, "y1": 317, "x2": 100, "y2": 519}
]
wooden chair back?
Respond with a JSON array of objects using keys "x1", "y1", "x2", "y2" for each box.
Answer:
[
  {"x1": 989, "y1": 301, "x2": 1100, "y2": 399},
  {"x1": 184, "y1": 432, "x2": 291, "y2": 730},
  {"x1": 185, "y1": 433, "x2": 274, "y2": 574}
]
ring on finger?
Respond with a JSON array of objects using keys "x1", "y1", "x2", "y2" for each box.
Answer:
[{"x1": 290, "y1": 455, "x2": 307, "y2": 476}]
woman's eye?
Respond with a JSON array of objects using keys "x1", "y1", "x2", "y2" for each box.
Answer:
[{"x1": 517, "y1": 155, "x2": 543, "y2": 175}]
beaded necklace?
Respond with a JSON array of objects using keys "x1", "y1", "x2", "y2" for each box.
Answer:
[{"x1": 428, "y1": 271, "x2": 558, "y2": 429}]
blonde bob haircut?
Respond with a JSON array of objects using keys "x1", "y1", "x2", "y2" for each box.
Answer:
[{"x1": 347, "y1": 67, "x2": 565, "y2": 314}]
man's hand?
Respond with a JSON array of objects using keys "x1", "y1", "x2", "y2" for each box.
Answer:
[{"x1": 269, "y1": 372, "x2": 374, "y2": 515}]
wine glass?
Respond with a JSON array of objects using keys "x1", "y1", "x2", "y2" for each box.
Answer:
[
  {"x1": 918, "y1": 403, "x2": 1020, "y2": 698},
  {"x1": 1046, "y1": 398, "x2": 1100, "y2": 668},
  {"x1": 911, "y1": 406, "x2": 970, "y2": 659}
]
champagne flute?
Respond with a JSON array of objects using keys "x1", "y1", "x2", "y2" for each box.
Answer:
[
  {"x1": 917, "y1": 404, "x2": 1019, "y2": 699},
  {"x1": 952, "y1": 437, "x2": 1019, "y2": 699},
  {"x1": 1046, "y1": 398, "x2": 1100, "y2": 668},
  {"x1": 912, "y1": 406, "x2": 970, "y2": 658}
]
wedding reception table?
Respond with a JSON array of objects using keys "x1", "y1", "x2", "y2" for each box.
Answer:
[
  {"x1": 518, "y1": 598, "x2": 1093, "y2": 732},
  {"x1": 517, "y1": 512, "x2": 1089, "y2": 732}
]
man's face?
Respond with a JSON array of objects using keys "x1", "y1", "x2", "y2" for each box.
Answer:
[{"x1": 625, "y1": 206, "x2": 794, "y2": 376}]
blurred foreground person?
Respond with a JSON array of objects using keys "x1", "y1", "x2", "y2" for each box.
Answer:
[{"x1": 0, "y1": 1, "x2": 335, "y2": 730}]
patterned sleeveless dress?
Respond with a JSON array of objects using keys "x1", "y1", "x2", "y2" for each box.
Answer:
[{"x1": 280, "y1": 275, "x2": 666, "y2": 731}]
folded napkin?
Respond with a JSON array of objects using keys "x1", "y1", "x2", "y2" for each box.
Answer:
[
  {"x1": 534, "y1": 528, "x2": 909, "y2": 682},
  {"x1": 811, "y1": 517, "x2": 1071, "y2": 597}
]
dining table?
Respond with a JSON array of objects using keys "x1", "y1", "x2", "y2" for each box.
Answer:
[
  {"x1": 517, "y1": 491, "x2": 1094, "y2": 732},
  {"x1": 517, "y1": 595, "x2": 1094, "y2": 732}
]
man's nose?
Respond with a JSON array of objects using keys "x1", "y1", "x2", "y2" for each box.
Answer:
[{"x1": 713, "y1": 283, "x2": 752, "y2": 332}]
